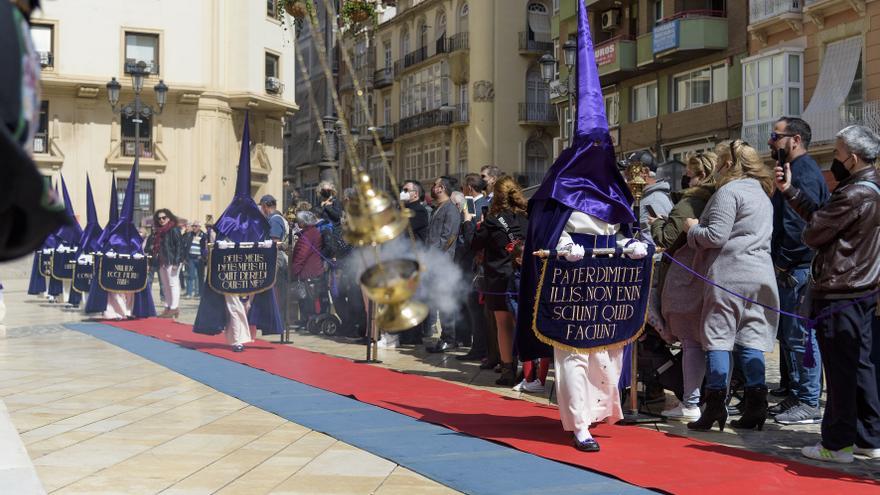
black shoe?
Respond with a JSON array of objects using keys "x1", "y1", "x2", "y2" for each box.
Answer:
[
  {"x1": 730, "y1": 385, "x2": 768, "y2": 431},
  {"x1": 427, "y1": 341, "x2": 457, "y2": 353},
  {"x1": 232, "y1": 344, "x2": 244, "y2": 352},
  {"x1": 687, "y1": 389, "x2": 728, "y2": 432},
  {"x1": 456, "y1": 352, "x2": 486, "y2": 362},
  {"x1": 769, "y1": 386, "x2": 790, "y2": 398},
  {"x1": 573, "y1": 435, "x2": 600, "y2": 452},
  {"x1": 479, "y1": 359, "x2": 499, "y2": 370},
  {"x1": 495, "y1": 362, "x2": 517, "y2": 386},
  {"x1": 769, "y1": 395, "x2": 799, "y2": 416}
]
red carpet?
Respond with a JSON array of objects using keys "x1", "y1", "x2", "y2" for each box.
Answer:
[{"x1": 107, "y1": 318, "x2": 878, "y2": 494}]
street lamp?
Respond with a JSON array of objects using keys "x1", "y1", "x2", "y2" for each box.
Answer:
[
  {"x1": 538, "y1": 54, "x2": 555, "y2": 85},
  {"x1": 563, "y1": 39, "x2": 577, "y2": 68},
  {"x1": 106, "y1": 61, "x2": 169, "y2": 225}
]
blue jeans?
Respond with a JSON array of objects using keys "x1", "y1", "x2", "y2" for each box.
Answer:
[
  {"x1": 185, "y1": 256, "x2": 201, "y2": 296},
  {"x1": 706, "y1": 345, "x2": 766, "y2": 390},
  {"x1": 778, "y1": 267, "x2": 821, "y2": 406}
]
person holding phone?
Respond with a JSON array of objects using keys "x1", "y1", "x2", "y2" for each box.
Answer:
[{"x1": 767, "y1": 117, "x2": 830, "y2": 426}]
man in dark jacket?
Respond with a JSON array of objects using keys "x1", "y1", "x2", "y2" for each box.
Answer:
[
  {"x1": 400, "y1": 180, "x2": 429, "y2": 242},
  {"x1": 776, "y1": 124, "x2": 880, "y2": 464},
  {"x1": 768, "y1": 117, "x2": 830, "y2": 425},
  {"x1": 318, "y1": 181, "x2": 343, "y2": 225}
]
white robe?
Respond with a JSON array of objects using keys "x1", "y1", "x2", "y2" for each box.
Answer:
[
  {"x1": 104, "y1": 292, "x2": 133, "y2": 319},
  {"x1": 553, "y1": 211, "x2": 630, "y2": 432},
  {"x1": 223, "y1": 295, "x2": 253, "y2": 346}
]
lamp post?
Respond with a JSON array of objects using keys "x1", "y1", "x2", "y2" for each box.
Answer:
[
  {"x1": 106, "y1": 61, "x2": 168, "y2": 223},
  {"x1": 539, "y1": 40, "x2": 578, "y2": 147}
]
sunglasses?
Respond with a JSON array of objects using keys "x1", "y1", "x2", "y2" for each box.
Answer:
[
  {"x1": 769, "y1": 132, "x2": 796, "y2": 141},
  {"x1": 157, "y1": 216, "x2": 168, "y2": 221}
]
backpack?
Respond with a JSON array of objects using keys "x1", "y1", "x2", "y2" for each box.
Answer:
[{"x1": 318, "y1": 221, "x2": 350, "y2": 260}]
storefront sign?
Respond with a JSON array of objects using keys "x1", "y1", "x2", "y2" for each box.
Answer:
[
  {"x1": 595, "y1": 42, "x2": 617, "y2": 66},
  {"x1": 653, "y1": 20, "x2": 680, "y2": 54}
]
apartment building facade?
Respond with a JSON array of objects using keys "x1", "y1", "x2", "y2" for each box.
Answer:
[
  {"x1": 334, "y1": 0, "x2": 561, "y2": 191},
  {"x1": 30, "y1": 0, "x2": 296, "y2": 227},
  {"x1": 743, "y1": 0, "x2": 879, "y2": 167},
  {"x1": 549, "y1": 0, "x2": 744, "y2": 179}
]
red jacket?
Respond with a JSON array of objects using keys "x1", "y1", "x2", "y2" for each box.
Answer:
[{"x1": 290, "y1": 226, "x2": 324, "y2": 280}]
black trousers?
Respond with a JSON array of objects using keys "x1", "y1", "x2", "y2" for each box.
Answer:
[
  {"x1": 814, "y1": 297, "x2": 880, "y2": 451},
  {"x1": 467, "y1": 290, "x2": 487, "y2": 356}
]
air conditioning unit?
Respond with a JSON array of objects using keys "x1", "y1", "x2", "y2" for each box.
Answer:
[
  {"x1": 601, "y1": 10, "x2": 621, "y2": 31},
  {"x1": 265, "y1": 76, "x2": 283, "y2": 94}
]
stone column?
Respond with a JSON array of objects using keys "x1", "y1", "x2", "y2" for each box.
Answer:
[{"x1": 466, "y1": 0, "x2": 495, "y2": 172}]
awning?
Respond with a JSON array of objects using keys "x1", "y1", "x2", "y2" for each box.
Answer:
[
  {"x1": 802, "y1": 37, "x2": 862, "y2": 144},
  {"x1": 528, "y1": 10, "x2": 551, "y2": 42}
]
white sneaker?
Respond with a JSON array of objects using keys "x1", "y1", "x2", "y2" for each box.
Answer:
[
  {"x1": 522, "y1": 379, "x2": 546, "y2": 394},
  {"x1": 854, "y1": 446, "x2": 880, "y2": 458},
  {"x1": 801, "y1": 443, "x2": 853, "y2": 464},
  {"x1": 376, "y1": 338, "x2": 397, "y2": 349},
  {"x1": 661, "y1": 404, "x2": 701, "y2": 421},
  {"x1": 512, "y1": 379, "x2": 527, "y2": 392}
]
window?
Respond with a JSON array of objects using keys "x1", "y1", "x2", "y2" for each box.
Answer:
[
  {"x1": 553, "y1": 0, "x2": 559, "y2": 13},
  {"x1": 457, "y1": 138, "x2": 467, "y2": 176},
  {"x1": 124, "y1": 32, "x2": 159, "y2": 74},
  {"x1": 117, "y1": 178, "x2": 155, "y2": 228},
  {"x1": 841, "y1": 54, "x2": 863, "y2": 123},
  {"x1": 418, "y1": 22, "x2": 428, "y2": 49},
  {"x1": 266, "y1": 0, "x2": 276, "y2": 17},
  {"x1": 33, "y1": 101, "x2": 49, "y2": 153},
  {"x1": 436, "y1": 11, "x2": 447, "y2": 41},
  {"x1": 604, "y1": 93, "x2": 619, "y2": 127},
  {"x1": 652, "y1": 0, "x2": 663, "y2": 24},
  {"x1": 383, "y1": 41, "x2": 392, "y2": 69},
  {"x1": 459, "y1": 3, "x2": 469, "y2": 32},
  {"x1": 266, "y1": 52, "x2": 280, "y2": 79},
  {"x1": 121, "y1": 114, "x2": 153, "y2": 158},
  {"x1": 742, "y1": 52, "x2": 802, "y2": 124},
  {"x1": 527, "y1": 2, "x2": 551, "y2": 43},
  {"x1": 400, "y1": 61, "x2": 449, "y2": 118},
  {"x1": 401, "y1": 29, "x2": 410, "y2": 57},
  {"x1": 403, "y1": 141, "x2": 445, "y2": 181},
  {"x1": 672, "y1": 64, "x2": 727, "y2": 112},
  {"x1": 632, "y1": 82, "x2": 658, "y2": 121},
  {"x1": 525, "y1": 139, "x2": 549, "y2": 186},
  {"x1": 553, "y1": 38, "x2": 560, "y2": 79},
  {"x1": 384, "y1": 96, "x2": 392, "y2": 124},
  {"x1": 30, "y1": 24, "x2": 53, "y2": 68}
]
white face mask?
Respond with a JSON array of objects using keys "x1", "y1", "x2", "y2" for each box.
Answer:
[{"x1": 399, "y1": 190, "x2": 410, "y2": 201}]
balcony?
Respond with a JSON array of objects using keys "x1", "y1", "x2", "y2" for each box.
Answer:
[
  {"x1": 448, "y1": 32, "x2": 469, "y2": 53},
  {"x1": 518, "y1": 102, "x2": 557, "y2": 126},
  {"x1": 804, "y1": 0, "x2": 868, "y2": 29},
  {"x1": 748, "y1": 1, "x2": 804, "y2": 45},
  {"x1": 595, "y1": 36, "x2": 637, "y2": 85},
  {"x1": 124, "y1": 60, "x2": 159, "y2": 76},
  {"x1": 518, "y1": 32, "x2": 553, "y2": 55},
  {"x1": 401, "y1": 46, "x2": 428, "y2": 70},
  {"x1": 373, "y1": 67, "x2": 394, "y2": 88},
  {"x1": 399, "y1": 108, "x2": 453, "y2": 135},
  {"x1": 121, "y1": 138, "x2": 154, "y2": 159},
  {"x1": 637, "y1": 11, "x2": 728, "y2": 69},
  {"x1": 339, "y1": 66, "x2": 374, "y2": 92},
  {"x1": 380, "y1": 123, "x2": 397, "y2": 144}
]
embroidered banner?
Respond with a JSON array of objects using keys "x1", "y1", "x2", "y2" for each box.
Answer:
[
  {"x1": 532, "y1": 247, "x2": 655, "y2": 353},
  {"x1": 39, "y1": 251, "x2": 53, "y2": 277},
  {"x1": 72, "y1": 261, "x2": 95, "y2": 293},
  {"x1": 51, "y1": 249, "x2": 78, "y2": 281},
  {"x1": 97, "y1": 255, "x2": 149, "y2": 293},
  {"x1": 207, "y1": 244, "x2": 277, "y2": 296}
]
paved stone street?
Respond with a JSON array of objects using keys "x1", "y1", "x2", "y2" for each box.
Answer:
[{"x1": 2, "y1": 254, "x2": 878, "y2": 494}]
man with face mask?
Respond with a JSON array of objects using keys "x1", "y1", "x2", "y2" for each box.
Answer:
[
  {"x1": 400, "y1": 180, "x2": 429, "y2": 243},
  {"x1": 776, "y1": 124, "x2": 880, "y2": 463},
  {"x1": 768, "y1": 117, "x2": 829, "y2": 426}
]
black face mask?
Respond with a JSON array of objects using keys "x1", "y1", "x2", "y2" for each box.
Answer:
[
  {"x1": 680, "y1": 174, "x2": 691, "y2": 190},
  {"x1": 830, "y1": 158, "x2": 852, "y2": 182},
  {"x1": 320, "y1": 189, "x2": 332, "y2": 199},
  {"x1": 770, "y1": 148, "x2": 778, "y2": 161}
]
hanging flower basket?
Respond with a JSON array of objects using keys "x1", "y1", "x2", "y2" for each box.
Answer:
[
  {"x1": 342, "y1": 0, "x2": 376, "y2": 25},
  {"x1": 285, "y1": 0, "x2": 308, "y2": 19}
]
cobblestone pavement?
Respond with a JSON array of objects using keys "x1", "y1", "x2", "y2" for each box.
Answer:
[{"x1": 2, "y1": 255, "x2": 878, "y2": 490}]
